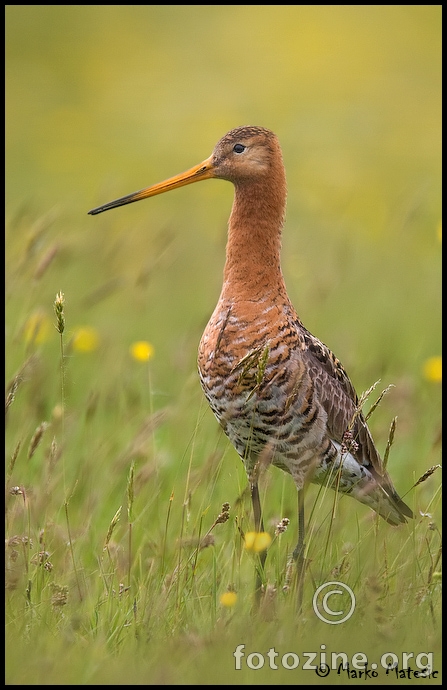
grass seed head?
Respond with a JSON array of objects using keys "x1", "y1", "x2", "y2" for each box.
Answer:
[
  {"x1": 27, "y1": 422, "x2": 50, "y2": 460},
  {"x1": 215, "y1": 502, "x2": 230, "y2": 524},
  {"x1": 104, "y1": 506, "x2": 122, "y2": 550},
  {"x1": 54, "y1": 291, "x2": 65, "y2": 335},
  {"x1": 275, "y1": 517, "x2": 290, "y2": 535},
  {"x1": 50, "y1": 583, "x2": 68, "y2": 607},
  {"x1": 412, "y1": 464, "x2": 442, "y2": 489}
]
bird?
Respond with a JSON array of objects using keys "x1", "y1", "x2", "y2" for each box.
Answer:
[{"x1": 88, "y1": 126, "x2": 413, "y2": 600}]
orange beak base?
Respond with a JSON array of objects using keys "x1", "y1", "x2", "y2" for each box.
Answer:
[{"x1": 88, "y1": 155, "x2": 215, "y2": 215}]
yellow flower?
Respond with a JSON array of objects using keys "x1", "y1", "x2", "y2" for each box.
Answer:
[
  {"x1": 219, "y1": 591, "x2": 237, "y2": 608},
  {"x1": 130, "y1": 341, "x2": 155, "y2": 362},
  {"x1": 23, "y1": 310, "x2": 52, "y2": 345},
  {"x1": 244, "y1": 531, "x2": 272, "y2": 553},
  {"x1": 72, "y1": 327, "x2": 100, "y2": 353},
  {"x1": 423, "y1": 356, "x2": 442, "y2": 383}
]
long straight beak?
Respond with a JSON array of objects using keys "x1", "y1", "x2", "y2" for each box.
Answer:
[{"x1": 88, "y1": 155, "x2": 215, "y2": 215}]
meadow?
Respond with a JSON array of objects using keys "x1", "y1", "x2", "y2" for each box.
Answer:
[{"x1": 6, "y1": 6, "x2": 441, "y2": 684}]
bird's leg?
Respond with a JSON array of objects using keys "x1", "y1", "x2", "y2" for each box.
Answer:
[
  {"x1": 292, "y1": 488, "x2": 306, "y2": 612},
  {"x1": 251, "y1": 482, "x2": 266, "y2": 602}
]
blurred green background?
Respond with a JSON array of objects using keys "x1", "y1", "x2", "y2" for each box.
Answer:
[
  {"x1": 6, "y1": 5, "x2": 441, "y2": 685},
  {"x1": 6, "y1": 3, "x2": 441, "y2": 450}
]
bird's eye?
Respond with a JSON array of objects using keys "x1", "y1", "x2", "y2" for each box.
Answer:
[{"x1": 233, "y1": 144, "x2": 246, "y2": 154}]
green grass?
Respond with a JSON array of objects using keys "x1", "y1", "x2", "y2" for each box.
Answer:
[
  {"x1": 6, "y1": 5, "x2": 441, "y2": 685},
  {"x1": 5, "y1": 198, "x2": 442, "y2": 686}
]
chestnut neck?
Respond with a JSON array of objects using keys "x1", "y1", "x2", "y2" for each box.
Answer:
[{"x1": 221, "y1": 172, "x2": 288, "y2": 303}]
